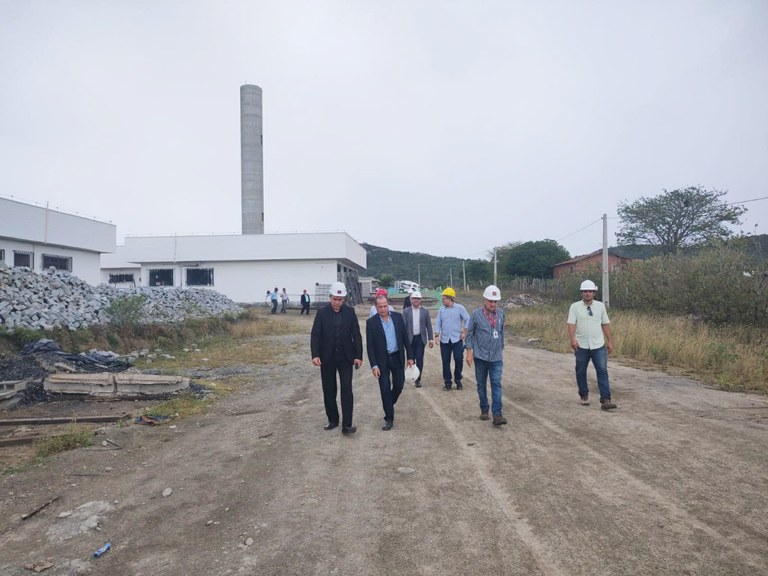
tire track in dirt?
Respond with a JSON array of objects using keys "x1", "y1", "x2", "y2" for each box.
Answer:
[
  {"x1": 507, "y1": 345, "x2": 766, "y2": 571},
  {"x1": 417, "y1": 348, "x2": 568, "y2": 576},
  {"x1": 419, "y1": 343, "x2": 766, "y2": 573}
]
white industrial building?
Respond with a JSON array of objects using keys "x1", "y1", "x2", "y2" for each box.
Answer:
[
  {"x1": 0, "y1": 197, "x2": 116, "y2": 286},
  {"x1": 4, "y1": 84, "x2": 368, "y2": 305},
  {"x1": 100, "y1": 232, "x2": 366, "y2": 304},
  {"x1": 100, "y1": 84, "x2": 368, "y2": 304}
]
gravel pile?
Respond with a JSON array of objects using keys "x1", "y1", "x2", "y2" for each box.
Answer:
[{"x1": 0, "y1": 263, "x2": 242, "y2": 331}]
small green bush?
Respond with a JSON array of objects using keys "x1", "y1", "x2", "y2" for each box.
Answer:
[{"x1": 106, "y1": 295, "x2": 147, "y2": 327}]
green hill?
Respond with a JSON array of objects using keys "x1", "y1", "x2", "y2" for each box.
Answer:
[{"x1": 361, "y1": 243, "x2": 487, "y2": 289}]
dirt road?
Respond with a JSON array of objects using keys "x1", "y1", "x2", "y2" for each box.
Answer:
[{"x1": 1, "y1": 311, "x2": 767, "y2": 575}]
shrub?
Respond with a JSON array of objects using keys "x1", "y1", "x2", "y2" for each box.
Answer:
[{"x1": 105, "y1": 295, "x2": 147, "y2": 327}]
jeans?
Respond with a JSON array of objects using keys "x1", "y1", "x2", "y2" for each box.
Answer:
[
  {"x1": 411, "y1": 336, "x2": 425, "y2": 380},
  {"x1": 271, "y1": 300, "x2": 278, "y2": 314},
  {"x1": 575, "y1": 346, "x2": 611, "y2": 401},
  {"x1": 440, "y1": 339, "x2": 464, "y2": 385},
  {"x1": 474, "y1": 358, "x2": 503, "y2": 415}
]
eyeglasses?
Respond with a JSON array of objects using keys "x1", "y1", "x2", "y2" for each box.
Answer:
[{"x1": 587, "y1": 305, "x2": 593, "y2": 316}]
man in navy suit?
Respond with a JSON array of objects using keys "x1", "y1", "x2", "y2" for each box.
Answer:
[{"x1": 366, "y1": 295, "x2": 414, "y2": 431}]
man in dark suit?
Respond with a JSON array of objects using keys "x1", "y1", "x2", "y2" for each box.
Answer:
[
  {"x1": 366, "y1": 295, "x2": 414, "y2": 431},
  {"x1": 310, "y1": 282, "x2": 363, "y2": 435},
  {"x1": 300, "y1": 289, "x2": 311, "y2": 315},
  {"x1": 402, "y1": 290, "x2": 433, "y2": 388}
]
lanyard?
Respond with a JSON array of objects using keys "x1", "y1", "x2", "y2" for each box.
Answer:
[{"x1": 483, "y1": 308, "x2": 497, "y2": 329}]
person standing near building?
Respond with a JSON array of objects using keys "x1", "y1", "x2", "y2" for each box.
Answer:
[
  {"x1": 434, "y1": 287, "x2": 470, "y2": 391},
  {"x1": 310, "y1": 282, "x2": 364, "y2": 435},
  {"x1": 270, "y1": 287, "x2": 279, "y2": 314},
  {"x1": 402, "y1": 290, "x2": 433, "y2": 388},
  {"x1": 567, "y1": 280, "x2": 617, "y2": 410},
  {"x1": 280, "y1": 287, "x2": 289, "y2": 313},
  {"x1": 465, "y1": 285, "x2": 507, "y2": 426},
  {"x1": 300, "y1": 289, "x2": 311, "y2": 315},
  {"x1": 366, "y1": 295, "x2": 413, "y2": 431}
]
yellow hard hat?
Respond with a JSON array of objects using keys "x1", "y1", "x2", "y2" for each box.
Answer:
[{"x1": 442, "y1": 287, "x2": 456, "y2": 298}]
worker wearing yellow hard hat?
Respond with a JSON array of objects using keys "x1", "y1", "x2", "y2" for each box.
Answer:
[{"x1": 434, "y1": 287, "x2": 470, "y2": 390}]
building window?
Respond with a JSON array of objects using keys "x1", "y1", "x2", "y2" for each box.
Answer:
[
  {"x1": 13, "y1": 251, "x2": 33, "y2": 268},
  {"x1": 149, "y1": 268, "x2": 174, "y2": 287},
  {"x1": 109, "y1": 273, "x2": 135, "y2": 284},
  {"x1": 186, "y1": 268, "x2": 214, "y2": 286},
  {"x1": 0, "y1": 249, "x2": 4, "y2": 263},
  {"x1": 42, "y1": 254, "x2": 72, "y2": 272}
]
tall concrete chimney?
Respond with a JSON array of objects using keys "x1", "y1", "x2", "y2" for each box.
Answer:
[{"x1": 240, "y1": 84, "x2": 264, "y2": 234}]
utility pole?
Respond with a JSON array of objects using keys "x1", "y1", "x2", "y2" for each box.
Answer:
[
  {"x1": 449, "y1": 268, "x2": 453, "y2": 287},
  {"x1": 462, "y1": 261, "x2": 467, "y2": 291},
  {"x1": 602, "y1": 213, "x2": 610, "y2": 308},
  {"x1": 493, "y1": 247, "x2": 498, "y2": 286},
  {"x1": 417, "y1": 264, "x2": 421, "y2": 286}
]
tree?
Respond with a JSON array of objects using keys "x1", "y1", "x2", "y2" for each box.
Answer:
[
  {"x1": 616, "y1": 187, "x2": 747, "y2": 254},
  {"x1": 499, "y1": 240, "x2": 570, "y2": 278},
  {"x1": 465, "y1": 259, "x2": 492, "y2": 286},
  {"x1": 378, "y1": 274, "x2": 394, "y2": 288}
]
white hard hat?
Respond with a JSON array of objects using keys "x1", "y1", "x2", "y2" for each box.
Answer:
[
  {"x1": 411, "y1": 290, "x2": 422, "y2": 299},
  {"x1": 329, "y1": 281, "x2": 348, "y2": 297},
  {"x1": 580, "y1": 280, "x2": 598, "y2": 291},
  {"x1": 404, "y1": 364, "x2": 420, "y2": 382},
  {"x1": 483, "y1": 285, "x2": 501, "y2": 301}
]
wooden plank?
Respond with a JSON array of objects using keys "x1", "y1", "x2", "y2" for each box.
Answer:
[{"x1": 0, "y1": 414, "x2": 131, "y2": 426}]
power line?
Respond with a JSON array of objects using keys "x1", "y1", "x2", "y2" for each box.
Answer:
[
  {"x1": 557, "y1": 217, "x2": 602, "y2": 243},
  {"x1": 727, "y1": 195, "x2": 768, "y2": 205}
]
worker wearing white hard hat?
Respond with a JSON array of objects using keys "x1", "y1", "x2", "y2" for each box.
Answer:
[
  {"x1": 465, "y1": 285, "x2": 507, "y2": 426},
  {"x1": 566, "y1": 280, "x2": 617, "y2": 410},
  {"x1": 402, "y1": 290, "x2": 434, "y2": 388},
  {"x1": 310, "y1": 281, "x2": 364, "y2": 435}
]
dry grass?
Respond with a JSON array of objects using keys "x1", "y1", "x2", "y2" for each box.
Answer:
[
  {"x1": 147, "y1": 312, "x2": 304, "y2": 371},
  {"x1": 507, "y1": 305, "x2": 768, "y2": 393}
]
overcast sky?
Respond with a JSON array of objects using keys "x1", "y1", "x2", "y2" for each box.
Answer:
[{"x1": 1, "y1": 1, "x2": 766, "y2": 260}]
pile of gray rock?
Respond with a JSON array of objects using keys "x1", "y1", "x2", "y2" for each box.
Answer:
[
  {"x1": 502, "y1": 293, "x2": 546, "y2": 308},
  {"x1": 0, "y1": 264, "x2": 241, "y2": 331}
]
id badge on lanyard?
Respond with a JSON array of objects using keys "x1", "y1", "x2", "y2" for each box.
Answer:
[{"x1": 492, "y1": 329, "x2": 499, "y2": 339}]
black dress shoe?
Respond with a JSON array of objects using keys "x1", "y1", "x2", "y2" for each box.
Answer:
[
  {"x1": 341, "y1": 425, "x2": 356, "y2": 435},
  {"x1": 443, "y1": 384, "x2": 451, "y2": 391},
  {"x1": 415, "y1": 381, "x2": 422, "y2": 388},
  {"x1": 455, "y1": 381, "x2": 463, "y2": 390},
  {"x1": 382, "y1": 420, "x2": 393, "y2": 431},
  {"x1": 324, "y1": 422, "x2": 339, "y2": 430}
]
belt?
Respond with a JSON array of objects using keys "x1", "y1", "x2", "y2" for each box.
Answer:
[{"x1": 388, "y1": 351, "x2": 400, "y2": 358}]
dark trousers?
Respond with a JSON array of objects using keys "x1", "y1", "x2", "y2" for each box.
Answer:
[
  {"x1": 411, "y1": 336, "x2": 425, "y2": 380},
  {"x1": 320, "y1": 358, "x2": 354, "y2": 427},
  {"x1": 301, "y1": 302, "x2": 310, "y2": 315},
  {"x1": 281, "y1": 300, "x2": 287, "y2": 313},
  {"x1": 440, "y1": 339, "x2": 464, "y2": 385},
  {"x1": 378, "y1": 352, "x2": 405, "y2": 421},
  {"x1": 271, "y1": 300, "x2": 278, "y2": 314}
]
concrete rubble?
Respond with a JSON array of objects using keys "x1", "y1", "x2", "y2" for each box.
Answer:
[
  {"x1": 45, "y1": 372, "x2": 189, "y2": 396},
  {"x1": 0, "y1": 263, "x2": 242, "y2": 331}
]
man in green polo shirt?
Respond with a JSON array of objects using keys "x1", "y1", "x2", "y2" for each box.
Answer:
[{"x1": 566, "y1": 280, "x2": 617, "y2": 410}]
